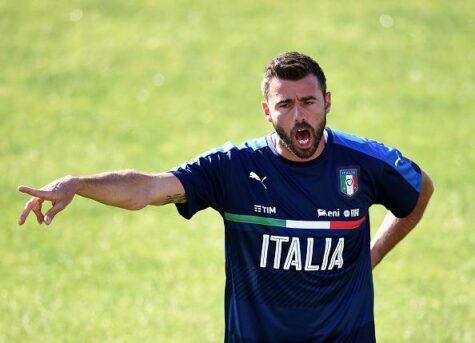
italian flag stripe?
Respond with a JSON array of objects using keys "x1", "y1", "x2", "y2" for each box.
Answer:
[
  {"x1": 329, "y1": 216, "x2": 366, "y2": 229},
  {"x1": 224, "y1": 212, "x2": 366, "y2": 230},
  {"x1": 223, "y1": 212, "x2": 286, "y2": 227}
]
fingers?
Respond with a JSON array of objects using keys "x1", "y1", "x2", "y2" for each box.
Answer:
[
  {"x1": 31, "y1": 199, "x2": 44, "y2": 224},
  {"x1": 18, "y1": 197, "x2": 65, "y2": 226},
  {"x1": 43, "y1": 202, "x2": 66, "y2": 225},
  {"x1": 17, "y1": 186, "x2": 56, "y2": 201},
  {"x1": 18, "y1": 198, "x2": 37, "y2": 225}
]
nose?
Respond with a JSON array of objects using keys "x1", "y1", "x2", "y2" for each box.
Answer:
[{"x1": 293, "y1": 103, "x2": 306, "y2": 123}]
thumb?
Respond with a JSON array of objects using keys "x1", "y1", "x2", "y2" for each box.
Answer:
[{"x1": 44, "y1": 202, "x2": 66, "y2": 225}]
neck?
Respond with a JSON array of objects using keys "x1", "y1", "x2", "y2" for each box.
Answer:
[{"x1": 274, "y1": 130, "x2": 327, "y2": 163}]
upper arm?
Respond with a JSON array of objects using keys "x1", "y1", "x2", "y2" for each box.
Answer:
[
  {"x1": 147, "y1": 172, "x2": 187, "y2": 206},
  {"x1": 166, "y1": 149, "x2": 229, "y2": 219},
  {"x1": 408, "y1": 169, "x2": 434, "y2": 217}
]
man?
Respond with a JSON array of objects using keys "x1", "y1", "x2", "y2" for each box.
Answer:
[{"x1": 18, "y1": 51, "x2": 434, "y2": 342}]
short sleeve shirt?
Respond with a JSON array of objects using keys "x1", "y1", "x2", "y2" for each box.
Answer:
[{"x1": 170, "y1": 127, "x2": 422, "y2": 343}]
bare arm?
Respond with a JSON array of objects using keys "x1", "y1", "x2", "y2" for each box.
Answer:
[
  {"x1": 370, "y1": 169, "x2": 434, "y2": 269},
  {"x1": 17, "y1": 170, "x2": 185, "y2": 226}
]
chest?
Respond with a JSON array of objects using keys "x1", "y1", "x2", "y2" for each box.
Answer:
[{"x1": 224, "y1": 157, "x2": 375, "y2": 221}]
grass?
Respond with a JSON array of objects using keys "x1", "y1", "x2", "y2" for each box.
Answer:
[{"x1": 1, "y1": 0, "x2": 474, "y2": 341}]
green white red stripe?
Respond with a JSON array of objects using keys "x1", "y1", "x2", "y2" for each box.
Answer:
[{"x1": 224, "y1": 212, "x2": 365, "y2": 230}]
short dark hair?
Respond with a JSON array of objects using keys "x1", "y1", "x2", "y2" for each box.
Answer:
[{"x1": 261, "y1": 51, "x2": 327, "y2": 101}]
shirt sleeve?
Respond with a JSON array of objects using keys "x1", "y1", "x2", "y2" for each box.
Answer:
[
  {"x1": 373, "y1": 147, "x2": 422, "y2": 218},
  {"x1": 169, "y1": 148, "x2": 229, "y2": 219}
]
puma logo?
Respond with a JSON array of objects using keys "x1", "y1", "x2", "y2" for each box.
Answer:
[{"x1": 249, "y1": 172, "x2": 268, "y2": 190}]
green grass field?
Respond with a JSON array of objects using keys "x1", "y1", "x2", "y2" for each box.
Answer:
[{"x1": 2, "y1": 0, "x2": 474, "y2": 341}]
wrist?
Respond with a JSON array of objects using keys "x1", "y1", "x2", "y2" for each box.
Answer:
[{"x1": 67, "y1": 175, "x2": 82, "y2": 194}]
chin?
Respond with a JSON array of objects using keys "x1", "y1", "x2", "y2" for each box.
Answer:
[{"x1": 292, "y1": 146, "x2": 319, "y2": 159}]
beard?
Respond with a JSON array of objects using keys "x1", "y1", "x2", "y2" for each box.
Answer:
[{"x1": 274, "y1": 116, "x2": 326, "y2": 159}]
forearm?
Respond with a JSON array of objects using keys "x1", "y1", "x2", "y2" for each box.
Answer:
[
  {"x1": 74, "y1": 170, "x2": 154, "y2": 210},
  {"x1": 370, "y1": 211, "x2": 419, "y2": 268},
  {"x1": 18, "y1": 170, "x2": 186, "y2": 225},
  {"x1": 371, "y1": 170, "x2": 434, "y2": 268}
]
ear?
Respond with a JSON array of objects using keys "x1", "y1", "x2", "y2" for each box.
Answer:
[
  {"x1": 324, "y1": 92, "x2": 332, "y2": 114},
  {"x1": 261, "y1": 101, "x2": 273, "y2": 123}
]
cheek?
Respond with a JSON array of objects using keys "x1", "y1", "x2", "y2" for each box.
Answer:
[
  {"x1": 308, "y1": 106, "x2": 326, "y2": 120},
  {"x1": 271, "y1": 113, "x2": 288, "y2": 127},
  {"x1": 267, "y1": 110, "x2": 282, "y2": 123},
  {"x1": 307, "y1": 103, "x2": 324, "y2": 113}
]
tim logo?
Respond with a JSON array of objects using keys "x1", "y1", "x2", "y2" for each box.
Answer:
[
  {"x1": 338, "y1": 167, "x2": 359, "y2": 198},
  {"x1": 254, "y1": 205, "x2": 276, "y2": 214}
]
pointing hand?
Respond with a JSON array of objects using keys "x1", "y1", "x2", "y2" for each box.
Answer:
[{"x1": 17, "y1": 175, "x2": 78, "y2": 226}]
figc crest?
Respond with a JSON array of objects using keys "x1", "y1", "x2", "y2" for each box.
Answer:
[{"x1": 338, "y1": 168, "x2": 359, "y2": 198}]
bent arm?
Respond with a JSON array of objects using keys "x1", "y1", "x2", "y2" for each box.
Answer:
[
  {"x1": 18, "y1": 170, "x2": 185, "y2": 225},
  {"x1": 370, "y1": 169, "x2": 434, "y2": 269}
]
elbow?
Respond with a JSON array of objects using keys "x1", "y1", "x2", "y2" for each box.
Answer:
[
  {"x1": 422, "y1": 170, "x2": 435, "y2": 198},
  {"x1": 124, "y1": 196, "x2": 148, "y2": 211},
  {"x1": 126, "y1": 200, "x2": 148, "y2": 211},
  {"x1": 417, "y1": 170, "x2": 434, "y2": 211},
  {"x1": 428, "y1": 179, "x2": 434, "y2": 198},
  {"x1": 125, "y1": 171, "x2": 151, "y2": 211},
  {"x1": 126, "y1": 204, "x2": 147, "y2": 211}
]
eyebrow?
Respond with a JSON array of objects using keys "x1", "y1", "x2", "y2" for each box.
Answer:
[
  {"x1": 275, "y1": 96, "x2": 318, "y2": 106},
  {"x1": 300, "y1": 96, "x2": 318, "y2": 101},
  {"x1": 276, "y1": 99, "x2": 293, "y2": 106}
]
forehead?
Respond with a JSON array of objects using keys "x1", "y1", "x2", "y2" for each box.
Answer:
[{"x1": 267, "y1": 74, "x2": 323, "y2": 101}]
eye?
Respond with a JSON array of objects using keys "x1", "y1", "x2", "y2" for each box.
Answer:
[
  {"x1": 304, "y1": 100, "x2": 315, "y2": 106},
  {"x1": 279, "y1": 103, "x2": 290, "y2": 108}
]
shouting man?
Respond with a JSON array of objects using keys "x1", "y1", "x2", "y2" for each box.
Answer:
[{"x1": 18, "y1": 51, "x2": 434, "y2": 342}]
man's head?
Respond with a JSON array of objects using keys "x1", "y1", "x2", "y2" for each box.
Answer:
[
  {"x1": 261, "y1": 51, "x2": 327, "y2": 101},
  {"x1": 261, "y1": 51, "x2": 331, "y2": 161}
]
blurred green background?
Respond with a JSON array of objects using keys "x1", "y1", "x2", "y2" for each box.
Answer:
[{"x1": 2, "y1": 0, "x2": 474, "y2": 341}]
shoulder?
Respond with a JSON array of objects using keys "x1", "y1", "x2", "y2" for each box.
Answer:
[
  {"x1": 200, "y1": 136, "x2": 268, "y2": 158},
  {"x1": 330, "y1": 128, "x2": 400, "y2": 165},
  {"x1": 184, "y1": 135, "x2": 269, "y2": 165},
  {"x1": 329, "y1": 128, "x2": 422, "y2": 192},
  {"x1": 235, "y1": 136, "x2": 269, "y2": 154}
]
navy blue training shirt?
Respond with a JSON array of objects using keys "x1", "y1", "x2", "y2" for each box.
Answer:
[{"x1": 170, "y1": 127, "x2": 422, "y2": 343}]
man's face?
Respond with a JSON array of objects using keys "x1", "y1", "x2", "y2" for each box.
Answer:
[{"x1": 262, "y1": 74, "x2": 331, "y2": 160}]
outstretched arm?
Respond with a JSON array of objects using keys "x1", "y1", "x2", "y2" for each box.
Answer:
[
  {"x1": 18, "y1": 170, "x2": 185, "y2": 226},
  {"x1": 370, "y1": 169, "x2": 434, "y2": 269}
]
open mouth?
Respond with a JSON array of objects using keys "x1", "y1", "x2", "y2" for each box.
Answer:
[{"x1": 294, "y1": 127, "x2": 313, "y2": 149}]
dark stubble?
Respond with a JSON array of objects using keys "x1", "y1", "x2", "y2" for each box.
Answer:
[{"x1": 274, "y1": 116, "x2": 326, "y2": 159}]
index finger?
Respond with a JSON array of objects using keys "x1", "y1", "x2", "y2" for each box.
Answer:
[{"x1": 17, "y1": 186, "x2": 55, "y2": 200}]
